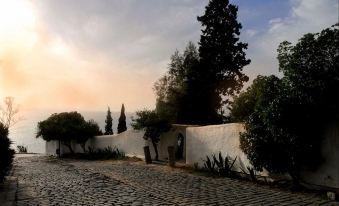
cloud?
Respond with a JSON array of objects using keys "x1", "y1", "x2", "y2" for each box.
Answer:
[
  {"x1": 1, "y1": 0, "x2": 337, "y2": 112},
  {"x1": 244, "y1": 29, "x2": 258, "y2": 38},
  {"x1": 0, "y1": 0, "x2": 208, "y2": 112},
  {"x1": 33, "y1": 0, "x2": 205, "y2": 69},
  {"x1": 244, "y1": 0, "x2": 338, "y2": 79}
]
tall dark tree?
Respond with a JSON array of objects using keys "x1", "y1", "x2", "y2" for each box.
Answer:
[
  {"x1": 197, "y1": 0, "x2": 250, "y2": 124},
  {"x1": 104, "y1": 107, "x2": 113, "y2": 135},
  {"x1": 154, "y1": 42, "x2": 200, "y2": 124},
  {"x1": 117, "y1": 104, "x2": 127, "y2": 134}
]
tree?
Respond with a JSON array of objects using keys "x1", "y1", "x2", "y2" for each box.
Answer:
[
  {"x1": 0, "y1": 123, "x2": 15, "y2": 182},
  {"x1": 0, "y1": 97, "x2": 18, "y2": 182},
  {"x1": 154, "y1": 42, "x2": 200, "y2": 124},
  {"x1": 131, "y1": 110, "x2": 171, "y2": 161},
  {"x1": 76, "y1": 120, "x2": 102, "y2": 152},
  {"x1": 0, "y1": 97, "x2": 21, "y2": 128},
  {"x1": 234, "y1": 24, "x2": 339, "y2": 183},
  {"x1": 153, "y1": 1, "x2": 249, "y2": 125},
  {"x1": 117, "y1": 104, "x2": 127, "y2": 134},
  {"x1": 104, "y1": 107, "x2": 113, "y2": 135},
  {"x1": 196, "y1": 0, "x2": 250, "y2": 124},
  {"x1": 36, "y1": 112, "x2": 102, "y2": 153}
]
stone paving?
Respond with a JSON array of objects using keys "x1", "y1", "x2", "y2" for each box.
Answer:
[{"x1": 13, "y1": 155, "x2": 338, "y2": 206}]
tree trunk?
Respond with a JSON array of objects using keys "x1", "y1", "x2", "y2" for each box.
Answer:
[
  {"x1": 152, "y1": 140, "x2": 159, "y2": 161},
  {"x1": 143, "y1": 146, "x2": 152, "y2": 164},
  {"x1": 63, "y1": 142, "x2": 74, "y2": 154},
  {"x1": 80, "y1": 143, "x2": 86, "y2": 153}
]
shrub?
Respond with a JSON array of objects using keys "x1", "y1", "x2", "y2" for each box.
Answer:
[
  {"x1": 203, "y1": 152, "x2": 237, "y2": 177},
  {"x1": 17, "y1": 145, "x2": 28, "y2": 153},
  {"x1": 0, "y1": 123, "x2": 15, "y2": 182},
  {"x1": 86, "y1": 146, "x2": 125, "y2": 160},
  {"x1": 232, "y1": 24, "x2": 339, "y2": 184}
]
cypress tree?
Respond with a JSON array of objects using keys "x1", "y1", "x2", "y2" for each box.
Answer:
[
  {"x1": 196, "y1": 0, "x2": 250, "y2": 124},
  {"x1": 117, "y1": 104, "x2": 127, "y2": 134},
  {"x1": 104, "y1": 107, "x2": 113, "y2": 135}
]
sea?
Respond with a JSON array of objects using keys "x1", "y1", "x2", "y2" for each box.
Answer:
[{"x1": 8, "y1": 110, "x2": 134, "y2": 153}]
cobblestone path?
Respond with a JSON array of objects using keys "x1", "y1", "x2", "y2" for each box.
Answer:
[{"x1": 14, "y1": 155, "x2": 338, "y2": 206}]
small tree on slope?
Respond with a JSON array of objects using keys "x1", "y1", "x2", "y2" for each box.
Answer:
[
  {"x1": 104, "y1": 107, "x2": 113, "y2": 135},
  {"x1": 117, "y1": 104, "x2": 127, "y2": 134}
]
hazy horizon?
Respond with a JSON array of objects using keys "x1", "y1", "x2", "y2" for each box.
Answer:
[
  {"x1": 9, "y1": 109, "x2": 135, "y2": 153},
  {"x1": 1, "y1": 0, "x2": 337, "y2": 113}
]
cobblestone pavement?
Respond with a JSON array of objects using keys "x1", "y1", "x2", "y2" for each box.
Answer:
[{"x1": 14, "y1": 155, "x2": 338, "y2": 206}]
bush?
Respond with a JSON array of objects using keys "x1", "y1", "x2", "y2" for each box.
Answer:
[
  {"x1": 203, "y1": 152, "x2": 237, "y2": 177},
  {"x1": 231, "y1": 24, "x2": 339, "y2": 183},
  {"x1": 72, "y1": 146, "x2": 126, "y2": 160},
  {"x1": 0, "y1": 123, "x2": 15, "y2": 182},
  {"x1": 17, "y1": 145, "x2": 28, "y2": 153}
]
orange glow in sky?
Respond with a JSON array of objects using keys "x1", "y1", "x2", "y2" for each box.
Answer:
[
  {"x1": 0, "y1": 0, "x2": 337, "y2": 113},
  {"x1": 0, "y1": 0, "x2": 157, "y2": 112}
]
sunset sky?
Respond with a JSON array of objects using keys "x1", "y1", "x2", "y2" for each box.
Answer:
[{"x1": 0, "y1": 0, "x2": 337, "y2": 113}]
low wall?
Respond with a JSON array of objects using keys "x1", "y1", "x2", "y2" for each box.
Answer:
[
  {"x1": 45, "y1": 126, "x2": 187, "y2": 161},
  {"x1": 45, "y1": 122, "x2": 339, "y2": 190},
  {"x1": 186, "y1": 123, "x2": 251, "y2": 171},
  {"x1": 156, "y1": 125, "x2": 187, "y2": 160},
  {"x1": 45, "y1": 129, "x2": 148, "y2": 158},
  {"x1": 94, "y1": 130, "x2": 147, "y2": 158}
]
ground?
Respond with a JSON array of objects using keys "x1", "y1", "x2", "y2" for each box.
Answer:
[{"x1": 13, "y1": 155, "x2": 338, "y2": 206}]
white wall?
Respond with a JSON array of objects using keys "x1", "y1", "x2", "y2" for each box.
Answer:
[
  {"x1": 104, "y1": 130, "x2": 147, "y2": 158},
  {"x1": 45, "y1": 122, "x2": 339, "y2": 190},
  {"x1": 44, "y1": 127, "x2": 186, "y2": 160},
  {"x1": 45, "y1": 129, "x2": 148, "y2": 158},
  {"x1": 186, "y1": 123, "x2": 251, "y2": 171},
  {"x1": 45, "y1": 140, "x2": 59, "y2": 156},
  {"x1": 157, "y1": 125, "x2": 187, "y2": 160}
]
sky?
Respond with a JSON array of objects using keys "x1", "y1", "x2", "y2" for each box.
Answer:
[{"x1": 0, "y1": 0, "x2": 338, "y2": 113}]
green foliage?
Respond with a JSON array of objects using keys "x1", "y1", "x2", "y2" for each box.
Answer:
[
  {"x1": 86, "y1": 146, "x2": 125, "y2": 160},
  {"x1": 77, "y1": 120, "x2": 102, "y2": 152},
  {"x1": 196, "y1": 0, "x2": 250, "y2": 123},
  {"x1": 230, "y1": 75, "x2": 281, "y2": 122},
  {"x1": 0, "y1": 123, "x2": 14, "y2": 182},
  {"x1": 104, "y1": 107, "x2": 113, "y2": 135},
  {"x1": 154, "y1": 42, "x2": 200, "y2": 124},
  {"x1": 36, "y1": 112, "x2": 102, "y2": 153},
  {"x1": 203, "y1": 152, "x2": 237, "y2": 177},
  {"x1": 131, "y1": 109, "x2": 171, "y2": 160},
  {"x1": 154, "y1": 0, "x2": 250, "y2": 125},
  {"x1": 234, "y1": 24, "x2": 339, "y2": 181},
  {"x1": 17, "y1": 145, "x2": 28, "y2": 153},
  {"x1": 117, "y1": 104, "x2": 127, "y2": 134}
]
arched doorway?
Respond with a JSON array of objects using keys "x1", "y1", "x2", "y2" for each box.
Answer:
[{"x1": 175, "y1": 133, "x2": 184, "y2": 160}]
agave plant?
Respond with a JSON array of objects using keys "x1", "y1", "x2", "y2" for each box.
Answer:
[
  {"x1": 238, "y1": 158, "x2": 257, "y2": 182},
  {"x1": 204, "y1": 152, "x2": 237, "y2": 177},
  {"x1": 204, "y1": 155, "x2": 216, "y2": 173}
]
